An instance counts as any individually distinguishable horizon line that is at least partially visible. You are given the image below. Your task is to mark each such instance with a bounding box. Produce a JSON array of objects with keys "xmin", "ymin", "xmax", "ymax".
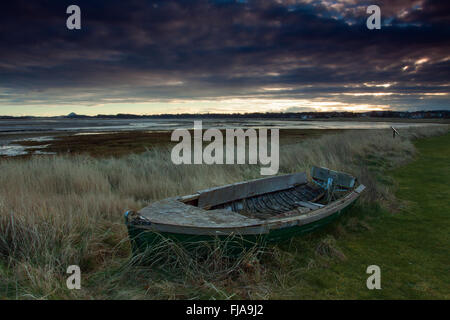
[{"xmin": 1, "ymin": 110, "xmax": 449, "ymax": 118}]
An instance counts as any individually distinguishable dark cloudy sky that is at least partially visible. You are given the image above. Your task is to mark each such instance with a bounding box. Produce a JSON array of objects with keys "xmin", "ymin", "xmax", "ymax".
[{"xmin": 0, "ymin": 0, "xmax": 449, "ymax": 116}]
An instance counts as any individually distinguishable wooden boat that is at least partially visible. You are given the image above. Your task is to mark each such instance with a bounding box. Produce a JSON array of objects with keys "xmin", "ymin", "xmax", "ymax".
[{"xmin": 125, "ymin": 166, "xmax": 365, "ymax": 252}]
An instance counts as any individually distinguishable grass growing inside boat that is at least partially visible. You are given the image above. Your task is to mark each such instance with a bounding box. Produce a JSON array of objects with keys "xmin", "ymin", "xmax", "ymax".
[{"xmin": 0, "ymin": 125, "xmax": 448, "ymax": 299}]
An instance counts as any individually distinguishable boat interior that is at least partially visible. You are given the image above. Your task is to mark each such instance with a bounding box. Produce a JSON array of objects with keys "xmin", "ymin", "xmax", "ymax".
[{"xmin": 179, "ymin": 167, "xmax": 357, "ymax": 220}]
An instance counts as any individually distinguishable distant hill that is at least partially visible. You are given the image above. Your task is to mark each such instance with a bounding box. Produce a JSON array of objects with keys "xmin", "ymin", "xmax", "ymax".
[{"xmin": 67, "ymin": 112, "xmax": 87, "ymax": 118}]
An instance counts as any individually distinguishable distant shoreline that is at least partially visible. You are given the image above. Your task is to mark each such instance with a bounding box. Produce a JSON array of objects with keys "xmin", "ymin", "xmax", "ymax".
[
  {"xmin": 0, "ymin": 118, "xmax": 445, "ymax": 138},
  {"xmin": 1, "ymin": 110, "xmax": 449, "ymax": 120}
]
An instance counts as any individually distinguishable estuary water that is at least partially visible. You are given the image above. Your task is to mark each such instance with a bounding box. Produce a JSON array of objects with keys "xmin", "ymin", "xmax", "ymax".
[
  {"xmin": 0, "ymin": 118, "xmax": 438, "ymax": 156},
  {"xmin": 0, "ymin": 118, "xmax": 436, "ymax": 134}
]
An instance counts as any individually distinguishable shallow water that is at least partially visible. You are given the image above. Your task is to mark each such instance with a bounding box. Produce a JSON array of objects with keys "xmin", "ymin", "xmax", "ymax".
[
  {"xmin": 0, "ymin": 118, "xmax": 436, "ymax": 134},
  {"xmin": 0, "ymin": 143, "xmax": 54, "ymax": 156}
]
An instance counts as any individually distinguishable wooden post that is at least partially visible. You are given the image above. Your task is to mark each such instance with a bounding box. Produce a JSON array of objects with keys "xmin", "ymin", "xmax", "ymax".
[{"xmin": 391, "ymin": 126, "xmax": 399, "ymax": 139}]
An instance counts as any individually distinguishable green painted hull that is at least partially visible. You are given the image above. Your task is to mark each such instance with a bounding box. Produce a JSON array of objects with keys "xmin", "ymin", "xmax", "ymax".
[{"xmin": 126, "ymin": 199, "xmax": 356, "ymax": 255}]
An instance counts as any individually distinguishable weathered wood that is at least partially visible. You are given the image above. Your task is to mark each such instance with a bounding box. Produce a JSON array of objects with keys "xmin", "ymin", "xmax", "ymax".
[
  {"xmin": 130, "ymin": 168, "xmax": 366, "ymax": 238},
  {"xmin": 178, "ymin": 193, "xmax": 200, "ymax": 202},
  {"xmin": 311, "ymin": 166, "xmax": 355, "ymax": 189},
  {"xmin": 391, "ymin": 126, "xmax": 400, "ymax": 139},
  {"xmin": 267, "ymin": 185, "xmax": 365, "ymax": 226},
  {"xmin": 139, "ymin": 198, "xmax": 263, "ymax": 228},
  {"xmin": 208, "ymin": 183, "xmax": 325, "ymax": 219},
  {"xmin": 355, "ymin": 184, "xmax": 366, "ymax": 193},
  {"xmin": 140, "ymin": 222, "xmax": 269, "ymax": 236},
  {"xmin": 132, "ymin": 185, "xmax": 366, "ymax": 236},
  {"xmin": 295, "ymin": 201, "xmax": 323, "ymax": 210},
  {"xmin": 198, "ymin": 172, "xmax": 307, "ymax": 208}
]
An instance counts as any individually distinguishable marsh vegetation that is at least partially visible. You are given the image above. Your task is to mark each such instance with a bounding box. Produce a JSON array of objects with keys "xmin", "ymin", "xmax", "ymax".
[{"xmin": 0, "ymin": 125, "xmax": 448, "ymax": 299}]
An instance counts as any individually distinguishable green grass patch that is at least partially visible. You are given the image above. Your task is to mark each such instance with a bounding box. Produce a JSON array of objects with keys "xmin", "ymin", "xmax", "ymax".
[{"xmin": 270, "ymin": 133, "xmax": 450, "ymax": 299}]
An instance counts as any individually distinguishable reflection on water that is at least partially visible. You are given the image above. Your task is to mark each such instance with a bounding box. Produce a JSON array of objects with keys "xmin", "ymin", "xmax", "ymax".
[
  {"xmin": 0, "ymin": 144, "xmax": 54, "ymax": 156},
  {"xmin": 0, "ymin": 136, "xmax": 55, "ymax": 156}
]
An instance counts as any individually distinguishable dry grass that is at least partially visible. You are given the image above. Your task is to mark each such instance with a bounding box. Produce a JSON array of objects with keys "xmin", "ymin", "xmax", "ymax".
[{"xmin": 0, "ymin": 125, "xmax": 448, "ymax": 299}]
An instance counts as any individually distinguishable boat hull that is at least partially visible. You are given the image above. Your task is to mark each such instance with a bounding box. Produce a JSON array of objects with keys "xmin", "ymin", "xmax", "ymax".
[
  {"xmin": 125, "ymin": 168, "xmax": 365, "ymax": 256},
  {"xmin": 126, "ymin": 195, "xmax": 358, "ymax": 255}
]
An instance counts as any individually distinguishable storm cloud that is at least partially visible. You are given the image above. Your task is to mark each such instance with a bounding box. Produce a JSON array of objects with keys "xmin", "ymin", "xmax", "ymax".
[{"xmin": 0, "ymin": 0, "xmax": 448, "ymax": 115}]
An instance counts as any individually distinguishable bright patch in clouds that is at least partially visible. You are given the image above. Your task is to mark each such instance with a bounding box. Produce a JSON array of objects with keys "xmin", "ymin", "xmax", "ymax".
[
  {"xmin": 341, "ymin": 92, "xmax": 394, "ymax": 96},
  {"xmin": 363, "ymin": 82, "xmax": 395, "ymax": 88},
  {"xmin": 415, "ymin": 57, "xmax": 429, "ymax": 65},
  {"xmin": 260, "ymin": 87, "xmax": 294, "ymax": 91}
]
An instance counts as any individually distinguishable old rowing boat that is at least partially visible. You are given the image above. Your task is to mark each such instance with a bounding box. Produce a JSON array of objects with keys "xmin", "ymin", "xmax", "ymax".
[{"xmin": 125, "ymin": 166, "xmax": 365, "ymax": 252}]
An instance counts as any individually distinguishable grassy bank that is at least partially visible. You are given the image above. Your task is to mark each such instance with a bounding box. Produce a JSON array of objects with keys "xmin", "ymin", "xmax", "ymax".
[
  {"xmin": 270, "ymin": 133, "xmax": 450, "ymax": 299},
  {"xmin": 0, "ymin": 125, "xmax": 448, "ymax": 299}
]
